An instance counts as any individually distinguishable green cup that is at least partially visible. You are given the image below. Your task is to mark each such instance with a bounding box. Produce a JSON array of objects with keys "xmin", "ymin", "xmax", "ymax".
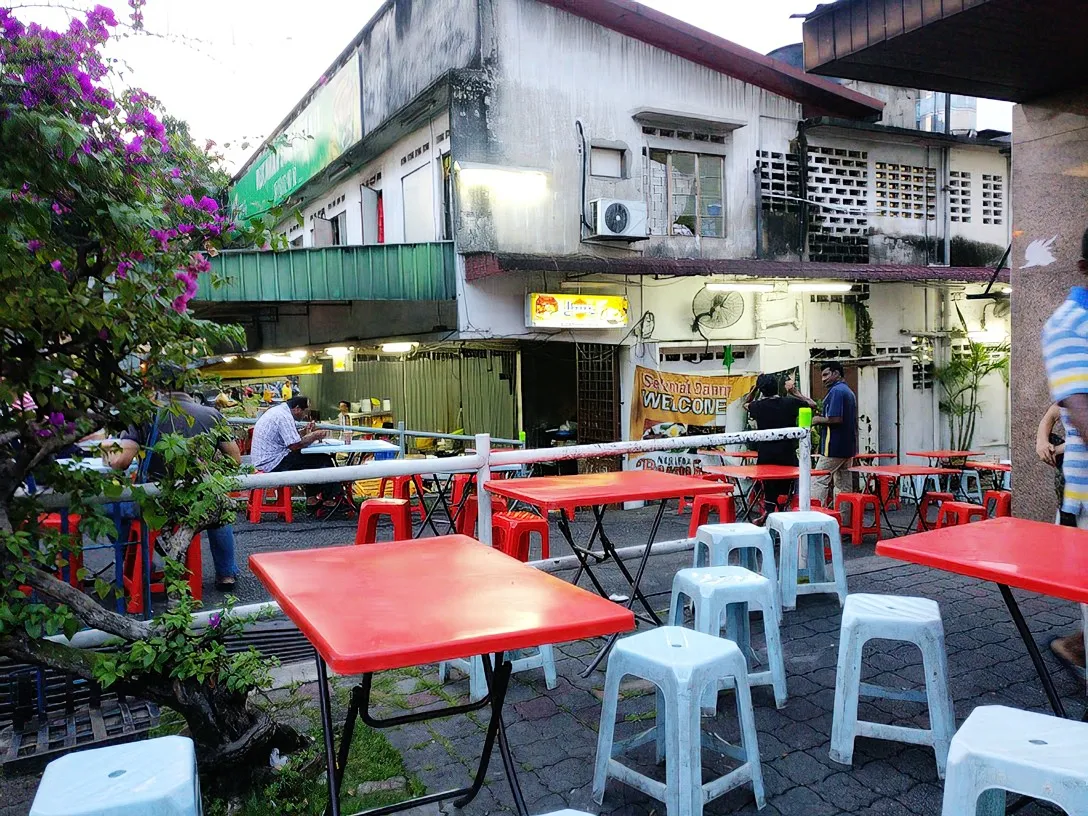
[{"xmin": 798, "ymin": 407, "xmax": 812, "ymax": 428}]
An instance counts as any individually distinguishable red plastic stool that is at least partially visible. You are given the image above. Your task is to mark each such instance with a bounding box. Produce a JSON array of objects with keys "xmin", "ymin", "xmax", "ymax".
[
  {"xmin": 813, "ymin": 506, "xmax": 843, "ymax": 559},
  {"xmin": 687, "ymin": 493, "xmax": 737, "ymax": 537},
  {"xmin": 784, "ymin": 496, "xmax": 828, "ymax": 511},
  {"xmin": 983, "ymin": 489, "xmax": 1012, "ymax": 518},
  {"xmin": 38, "ymin": 512, "xmax": 84, "ymax": 588},
  {"xmin": 354, "ymin": 498, "xmax": 412, "ymax": 544},
  {"xmin": 378, "ymin": 474, "xmax": 427, "ymax": 521},
  {"xmin": 874, "ymin": 475, "xmax": 901, "ymax": 511},
  {"xmin": 123, "ymin": 522, "xmax": 201, "ymax": 613},
  {"xmin": 450, "ymin": 473, "xmax": 473, "ymax": 509},
  {"xmin": 679, "ymin": 480, "xmax": 733, "ymax": 514},
  {"xmin": 835, "ymin": 492, "xmax": 881, "ymax": 544},
  {"xmin": 493, "ymin": 510, "xmax": 549, "ymax": 561},
  {"xmin": 936, "ymin": 501, "xmax": 986, "ymax": 529},
  {"xmin": 248, "ymin": 482, "xmax": 293, "ymax": 523},
  {"xmin": 916, "ymin": 491, "xmax": 955, "ymax": 532},
  {"xmin": 456, "ymin": 494, "xmax": 508, "ymax": 537}
]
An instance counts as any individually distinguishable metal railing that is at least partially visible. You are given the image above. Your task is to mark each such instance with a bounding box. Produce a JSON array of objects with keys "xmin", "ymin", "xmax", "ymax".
[
  {"xmin": 36, "ymin": 427, "xmax": 811, "ymax": 648},
  {"xmin": 224, "ymin": 417, "xmax": 524, "ymax": 457}
]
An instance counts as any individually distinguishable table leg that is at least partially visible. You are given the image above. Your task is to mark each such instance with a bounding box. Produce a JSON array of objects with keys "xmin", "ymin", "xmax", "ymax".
[
  {"xmin": 593, "ymin": 505, "xmax": 663, "ymax": 625},
  {"xmin": 479, "ymin": 654, "xmax": 529, "ymax": 816},
  {"xmin": 414, "ymin": 474, "xmax": 457, "ymax": 537},
  {"xmin": 581, "ymin": 500, "xmax": 670, "ymax": 678},
  {"xmin": 557, "ymin": 510, "xmax": 612, "ymax": 600},
  {"xmin": 997, "ymin": 584, "xmax": 1068, "ymax": 719},
  {"xmin": 316, "ymin": 653, "xmax": 342, "ymax": 816}
]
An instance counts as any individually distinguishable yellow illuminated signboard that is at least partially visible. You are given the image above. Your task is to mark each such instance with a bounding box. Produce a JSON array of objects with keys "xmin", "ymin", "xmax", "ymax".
[{"xmin": 526, "ymin": 293, "xmax": 629, "ymax": 329}]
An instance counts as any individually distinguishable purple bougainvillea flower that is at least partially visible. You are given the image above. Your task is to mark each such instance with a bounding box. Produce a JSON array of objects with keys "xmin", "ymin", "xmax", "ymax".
[{"xmin": 27, "ymin": 239, "xmax": 41, "ymax": 252}]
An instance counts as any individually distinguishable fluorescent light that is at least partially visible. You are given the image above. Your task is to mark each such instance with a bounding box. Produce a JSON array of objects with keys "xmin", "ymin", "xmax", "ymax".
[
  {"xmin": 221, "ymin": 355, "xmax": 237, "ymax": 363},
  {"xmin": 967, "ymin": 330, "xmax": 1007, "ymax": 344},
  {"xmin": 256, "ymin": 353, "xmax": 302, "ymax": 364},
  {"xmin": 705, "ymin": 282, "xmax": 774, "ymax": 293},
  {"xmin": 788, "ymin": 282, "xmax": 854, "ymax": 293},
  {"xmin": 380, "ymin": 342, "xmax": 418, "ymax": 354},
  {"xmin": 324, "ymin": 347, "xmax": 350, "ymax": 356},
  {"xmin": 287, "ymin": 349, "xmax": 307, "ymax": 360}
]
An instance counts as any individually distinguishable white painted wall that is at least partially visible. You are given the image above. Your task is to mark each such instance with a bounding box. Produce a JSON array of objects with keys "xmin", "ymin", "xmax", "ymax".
[{"xmin": 275, "ymin": 113, "xmax": 450, "ymax": 248}]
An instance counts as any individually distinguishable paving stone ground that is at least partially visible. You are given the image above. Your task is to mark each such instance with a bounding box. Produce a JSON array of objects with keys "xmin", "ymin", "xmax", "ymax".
[{"xmin": 6, "ymin": 499, "xmax": 1083, "ymax": 815}]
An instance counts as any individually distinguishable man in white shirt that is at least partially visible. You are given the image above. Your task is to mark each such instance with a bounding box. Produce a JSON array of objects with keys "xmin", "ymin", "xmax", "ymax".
[{"xmin": 252, "ymin": 396, "xmax": 345, "ymax": 513}]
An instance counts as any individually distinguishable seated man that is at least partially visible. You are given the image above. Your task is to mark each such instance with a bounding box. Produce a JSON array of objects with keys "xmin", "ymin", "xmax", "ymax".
[
  {"xmin": 251, "ymin": 395, "xmax": 345, "ymax": 514},
  {"xmin": 108, "ymin": 388, "xmax": 241, "ymax": 591}
]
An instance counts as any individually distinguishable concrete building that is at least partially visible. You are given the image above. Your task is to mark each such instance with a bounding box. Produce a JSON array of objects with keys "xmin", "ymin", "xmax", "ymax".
[
  {"xmin": 211, "ymin": 0, "xmax": 1011, "ymax": 461},
  {"xmin": 800, "ymin": 0, "xmax": 1084, "ymax": 519}
]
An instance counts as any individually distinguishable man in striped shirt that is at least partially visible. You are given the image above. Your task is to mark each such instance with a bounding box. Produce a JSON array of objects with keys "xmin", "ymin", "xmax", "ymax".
[{"xmin": 1041, "ymin": 227, "xmax": 1088, "ymax": 677}]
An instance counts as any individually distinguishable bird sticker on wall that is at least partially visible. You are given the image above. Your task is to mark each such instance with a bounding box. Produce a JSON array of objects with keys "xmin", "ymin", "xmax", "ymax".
[{"xmin": 1022, "ymin": 236, "xmax": 1059, "ymax": 269}]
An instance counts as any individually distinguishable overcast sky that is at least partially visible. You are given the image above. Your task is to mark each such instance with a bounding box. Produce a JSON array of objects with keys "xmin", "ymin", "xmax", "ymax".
[{"xmin": 16, "ymin": 0, "xmax": 1013, "ymax": 173}]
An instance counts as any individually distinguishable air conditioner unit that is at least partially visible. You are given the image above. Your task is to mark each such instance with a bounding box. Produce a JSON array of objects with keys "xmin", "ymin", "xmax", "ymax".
[{"xmin": 587, "ymin": 198, "xmax": 648, "ymax": 241}]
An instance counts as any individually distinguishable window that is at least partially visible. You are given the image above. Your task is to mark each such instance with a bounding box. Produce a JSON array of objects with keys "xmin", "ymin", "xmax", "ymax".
[
  {"xmin": 591, "ymin": 147, "xmax": 623, "ymax": 178},
  {"xmin": 647, "ymin": 150, "xmax": 724, "ymax": 238},
  {"xmin": 329, "ymin": 211, "xmax": 347, "ymax": 246}
]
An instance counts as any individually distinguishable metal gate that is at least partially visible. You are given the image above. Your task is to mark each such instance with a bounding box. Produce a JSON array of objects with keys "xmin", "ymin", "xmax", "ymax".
[{"xmin": 576, "ymin": 343, "xmax": 621, "ymax": 472}]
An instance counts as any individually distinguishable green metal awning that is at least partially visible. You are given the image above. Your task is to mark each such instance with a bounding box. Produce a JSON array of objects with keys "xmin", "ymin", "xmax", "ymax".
[{"xmin": 198, "ymin": 242, "xmax": 457, "ymax": 302}]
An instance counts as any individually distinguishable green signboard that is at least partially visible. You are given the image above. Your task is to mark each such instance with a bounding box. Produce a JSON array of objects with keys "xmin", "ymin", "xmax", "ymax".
[{"xmin": 229, "ymin": 54, "xmax": 362, "ymax": 219}]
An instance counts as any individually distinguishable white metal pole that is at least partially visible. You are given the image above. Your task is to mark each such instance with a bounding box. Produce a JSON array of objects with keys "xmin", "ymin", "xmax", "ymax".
[
  {"xmin": 798, "ymin": 427, "xmax": 812, "ymax": 507},
  {"xmin": 475, "ymin": 433, "xmax": 493, "ymax": 547}
]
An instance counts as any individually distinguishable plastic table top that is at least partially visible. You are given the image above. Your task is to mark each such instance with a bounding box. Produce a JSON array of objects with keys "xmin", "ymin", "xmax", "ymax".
[
  {"xmin": 483, "ymin": 470, "xmax": 726, "ymax": 512},
  {"xmin": 848, "ymin": 464, "xmax": 962, "ymax": 478},
  {"xmin": 876, "ymin": 517, "xmax": 1088, "ymax": 606},
  {"xmin": 302, "ymin": 439, "xmax": 400, "ymax": 455},
  {"xmin": 704, "ymin": 464, "xmax": 830, "ymax": 481},
  {"xmin": 970, "ymin": 461, "xmax": 1012, "ymax": 473},
  {"xmin": 250, "ymin": 535, "xmax": 634, "ymax": 675},
  {"xmin": 907, "ymin": 450, "xmax": 983, "ymax": 460}
]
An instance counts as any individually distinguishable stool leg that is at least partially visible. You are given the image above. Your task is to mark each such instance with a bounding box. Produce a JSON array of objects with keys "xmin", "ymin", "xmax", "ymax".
[
  {"xmin": 830, "ymin": 627, "xmax": 865, "ymax": 766},
  {"xmin": 662, "ymin": 689, "xmax": 691, "ymax": 816},
  {"xmin": 676, "ymin": 685, "xmax": 703, "ymax": 816},
  {"xmin": 920, "ymin": 629, "xmax": 956, "ymax": 779},
  {"xmin": 828, "ymin": 531, "xmax": 848, "ymax": 607},
  {"xmin": 693, "ymin": 540, "xmax": 708, "ymax": 568},
  {"xmin": 538, "ymin": 644, "xmax": 557, "ymax": 690},
  {"xmin": 778, "ymin": 529, "xmax": 799, "ymax": 612},
  {"xmin": 732, "ymin": 674, "xmax": 766, "ymax": 809},
  {"xmin": 668, "ymin": 586, "xmax": 688, "ymax": 627},
  {"xmin": 941, "ymin": 760, "xmax": 1004, "ymax": 816},
  {"xmin": 762, "ymin": 602, "xmax": 789, "ymax": 709},
  {"xmin": 655, "ymin": 685, "xmax": 668, "ymax": 764},
  {"xmin": 592, "ymin": 665, "xmax": 624, "ymax": 805}
]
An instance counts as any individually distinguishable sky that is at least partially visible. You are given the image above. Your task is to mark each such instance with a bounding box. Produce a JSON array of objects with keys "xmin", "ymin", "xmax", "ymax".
[{"xmin": 14, "ymin": 0, "xmax": 1014, "ymax": 173}]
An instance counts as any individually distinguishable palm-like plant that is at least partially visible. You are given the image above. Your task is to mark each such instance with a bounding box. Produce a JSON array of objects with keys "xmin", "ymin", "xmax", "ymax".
[{"xmin": 934, "ymin": 341, "xmax": 1010, "ymax": 451}]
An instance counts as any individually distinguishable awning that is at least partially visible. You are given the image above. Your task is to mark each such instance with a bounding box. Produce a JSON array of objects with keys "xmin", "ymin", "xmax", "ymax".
[{"xmin": 199, "ymin": 361, "xmax": 324, "ymax": 379}]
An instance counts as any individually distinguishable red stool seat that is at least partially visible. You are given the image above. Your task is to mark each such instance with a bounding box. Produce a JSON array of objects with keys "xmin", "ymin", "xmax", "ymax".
[
  {"xmin": 493, "ymin": 510, "xmax": 549, "ymax": 561},
  {"xmin": 378, "ymin": 474, "xmax": 427, "ymax": 521},
  {"xmin": 983, "ymin": 489, "xmax": 1012, "ymax": 518},
  {"xmin": 38, "ymin": 513, "xmax": 83, "ymax": 588},
  {"xmin": 679, "ymin": 479, "xmax": 734, "ymax": 514},
  {"xmin": 916, "ymin": 491, "xmax": 955, "ymax": 532},
  {"xmin": 785, "ymin": 497, "xmax": 828, "ymax": 511},
  {"xmin": 687, "ymin": 493, "xmax": 737, "ymax": 537},
  {"xmin": 123, "ymin": 521, "xmax": 201, "ymax": 613},
  {"xmin": 354, "ymin": 498, "xmax": 412, "ymax": 544},
  {"xmin": 248, "ymin": 474, "xmax": 293, "ymax": 524},
  {"xmin": 835, "ymin": 492, "xmax": 881, "ymax": 544},
  {"xmin": 456, "ymin": 493, "xmax": 508, "ymax": 537},
  {"xmin": 936, "ymin": 501, "xmax": 986, "ymax": 529}
]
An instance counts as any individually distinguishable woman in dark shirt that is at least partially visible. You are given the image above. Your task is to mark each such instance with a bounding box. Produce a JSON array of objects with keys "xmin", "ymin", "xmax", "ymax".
[{"xmin": 744, "ymin": 373, "xmax": 817, "ymax": 515}]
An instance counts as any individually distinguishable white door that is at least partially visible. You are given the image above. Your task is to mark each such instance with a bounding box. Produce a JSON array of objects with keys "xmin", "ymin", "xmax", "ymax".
[
  {"xmin": 877, "ymin": 367, "xmax": 900, "ymax": 459},
  {"xmin": 401, "ymin": 164, "xmax": 436, "ymax": 243},
  {"xmin": 360, "ymin": 185, "xmax": 379, "ymax": 245}
]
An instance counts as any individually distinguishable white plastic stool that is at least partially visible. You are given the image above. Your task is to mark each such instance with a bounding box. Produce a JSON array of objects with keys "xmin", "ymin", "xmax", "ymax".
[
  {"xmin": 906, "ymin": 474, "xmax": 942, "ymax": 505},
  {"xmin": 766, "ymin": 511, "xmax": 847, "ymax": 612},
  {"xmin": 830, "ymin": 594, "xmax": 956, "ymax": 778},
  {"xmin": 669, "ymin": 566, "xmax": 787, "ymax": 709},
  {"xmin": 592, "ymin": 627, "xmax": 766, "ymax": 815},
  {"xmin": 439, "ymin": 646, "xmax": 557, "ymax": 701},
  {"xmin": 957, "ymin": 469, "xmax": 983, "ymax": 504},
  {"xmin": 941, "ymin": 705, "xmax": 1088, "ymax": 816},
  {"xmin": 694, "ymin": 523, "xmax": 777, "ymax": 589},
  {"xmin": 30, "ymin": 735, "xmax": 200, "ymax": 816}
]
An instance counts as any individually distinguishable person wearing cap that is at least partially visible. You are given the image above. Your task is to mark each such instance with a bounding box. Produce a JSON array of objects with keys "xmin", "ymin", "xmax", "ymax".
[{"xmin": 744, "ymin": 373, "xmax": 817, "ymax": 516}]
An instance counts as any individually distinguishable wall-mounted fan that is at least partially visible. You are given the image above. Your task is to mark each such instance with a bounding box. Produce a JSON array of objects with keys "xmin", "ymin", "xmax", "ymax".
[{"xmin": 691, "ymin": 286, "xmax": 744, "ymax": 333}]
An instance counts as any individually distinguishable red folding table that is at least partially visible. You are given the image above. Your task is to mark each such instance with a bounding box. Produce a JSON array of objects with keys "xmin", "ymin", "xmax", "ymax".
[
  {"xmin": 486, "ymin": 470, "xmax": 725, "ymax": 674},
  {"xmin": 251, "ymin": 536, "xmax": 633, "ymax": 816},
  {"xmin": 849, "ymin": 464, "xmax": 961, "ymax": 535},
  {"xmin": 703, "ymin": 464, "xmax": 829, "ymax": 519},
  {"xmin": 878, "ymin": 517, "xmax": 1088, "ymax": 720}
]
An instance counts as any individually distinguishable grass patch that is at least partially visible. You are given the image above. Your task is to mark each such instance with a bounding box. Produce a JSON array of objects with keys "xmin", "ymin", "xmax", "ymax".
[{"xmin": 205, "ymin": 723, "xmax": 423, "ymax": 815}]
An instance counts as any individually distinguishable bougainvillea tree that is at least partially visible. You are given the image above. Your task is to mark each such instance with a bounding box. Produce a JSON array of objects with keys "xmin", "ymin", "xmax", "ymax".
[{"xmin": 0, "ymin": 5, "xmax": 300, "ymax": 776}]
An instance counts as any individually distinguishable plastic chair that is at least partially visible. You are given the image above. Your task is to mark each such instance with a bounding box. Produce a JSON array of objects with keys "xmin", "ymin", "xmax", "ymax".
[
  {"xmin": 935, "ymin": 501, "xmax": 986, "ymax": 529},
  {"xmin": 941, "ymin": 705, "xmax": 1088, "ymax": 816},
  {"xmin": 767, "ymin": 511, "xmax": 847, "ymax": 612},
  {"xmin": 455, "ymin": 493, "xmax": 508, "ymax": 537},
  {"xmin": 830, "ymin": 594, "xmax": 956, "ymax": 778},
  {"xmin": 835, "ymin": 492, "xmax": 881, "ymax": 544},
  {"xmin": 686, "ymin": 492, "xmax": 737, "ymax": 537},
  {"xmin": 493, "ymin": 510, "xmax": 549, "ymax": 560},
  {"xmin": 592, "ymin": 627, "xmax": 765, "ymax": 815},
  {"xmin": 123, "ymin": 523, "xmax": 201, "ymax": 614},
  {"xmin": 30, "ymin": 735, "xmax": 200, "ymax": 816},
  {"xmin": 247, "ymin": 484, "xmax": 293, "ymax": 524},
  {"xmin": 916, "ymin": 491, "xmax": 955, "ymax": 531},
  {"xmin": 982, "ymin": 489, "xmax": 1011, "ymax": 518},
  {"xmin": 354, "ymin": 498, "xmax": 412, "ymax": 544},
  {"xmin": 669, "ymin": 566, "xmax": 787, "ymax": 709}
]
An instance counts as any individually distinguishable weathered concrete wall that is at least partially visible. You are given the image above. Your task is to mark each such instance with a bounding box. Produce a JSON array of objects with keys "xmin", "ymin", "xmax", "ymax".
[
  {"xmin": 1010, "ymin": 90, "xmax": 1088, "ymax": 520},
  {"xmin": 451, "ymin": 0, "xmax": 802, "ymax": 259}
]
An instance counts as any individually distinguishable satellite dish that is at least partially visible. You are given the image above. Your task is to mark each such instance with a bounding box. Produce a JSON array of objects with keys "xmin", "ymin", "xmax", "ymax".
[{"xmin": 691, "ymin": 286, "xmax": 744, "ymax": 332}]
